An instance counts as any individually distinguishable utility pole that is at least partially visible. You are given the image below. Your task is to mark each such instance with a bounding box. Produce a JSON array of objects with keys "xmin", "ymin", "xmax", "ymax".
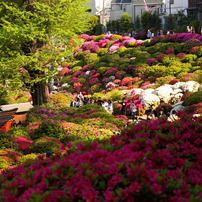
[
  {"xmin": 169, "ymin": 0, "xmax": 171, "ymax": 15},
  {"xmin": 102, "ymin": 0, "xmax": 105, "ymax": 25}
]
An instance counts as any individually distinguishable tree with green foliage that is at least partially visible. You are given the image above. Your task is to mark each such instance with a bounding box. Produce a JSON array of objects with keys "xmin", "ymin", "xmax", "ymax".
[
  {"xmin": 141, "ymin": 11, "xmax": 152, "ymax": 30},
  {"xmin": 0, "ymin": 0, "xmax": 90, "ymax": 106},
  {"xmin": 134, "ymin": 15, "xmax": 141, "ymax": 30},
  {"xmin": 87, "ymin": 15, "xmax": 101, "ymax": 35},
  {"xmin": 141, "ymin": 11, "xmax": 161, "ymax": 31},
  {"xmin": 120, "ymin": 13, "xmax": 133, "ymax": 33}
]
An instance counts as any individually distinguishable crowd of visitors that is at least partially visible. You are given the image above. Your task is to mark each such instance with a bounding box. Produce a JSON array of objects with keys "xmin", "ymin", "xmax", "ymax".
[{"xmin": 71, "ymin": 93, "xmax": 175, "ymax": 124}]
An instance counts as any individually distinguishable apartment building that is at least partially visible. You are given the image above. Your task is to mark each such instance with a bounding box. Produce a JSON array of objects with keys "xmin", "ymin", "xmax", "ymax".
[{"xmin": 110, "ymin": 0, "xmax": 188, "ymax": 23}]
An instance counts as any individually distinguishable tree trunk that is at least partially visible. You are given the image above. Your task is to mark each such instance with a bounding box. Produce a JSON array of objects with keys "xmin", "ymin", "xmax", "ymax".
[{"xmin": 30, "ymin": 82, "xmax": 49, "ymax": 106}]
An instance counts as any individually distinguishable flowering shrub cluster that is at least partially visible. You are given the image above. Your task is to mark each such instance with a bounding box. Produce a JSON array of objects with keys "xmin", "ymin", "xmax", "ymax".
[{"xmin": 0, "ymin": 114, "xmax": 202, "ymax": 201}]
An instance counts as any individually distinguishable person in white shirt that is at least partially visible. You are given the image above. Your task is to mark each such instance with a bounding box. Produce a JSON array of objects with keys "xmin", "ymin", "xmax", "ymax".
[{"xmin": 130, "ymin": 102, "xmax": 137, "ymax": 122}]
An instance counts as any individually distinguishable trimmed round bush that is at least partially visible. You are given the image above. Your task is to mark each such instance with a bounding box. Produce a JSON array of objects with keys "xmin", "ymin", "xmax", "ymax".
[
  {"xmin": 183, "ymin": 91, "xmax": 202, "ymax": 106},
  {"xmin": 31, "ymin": 120, "xmax": 65, "ymax": 141},
  {"xmin": 83, "ymin": 53, "xmax": 99, "ymax": 64},
  {"xmin": 31, "ymin": 137, "xmax": 61, "ymax": 154},
  {"xmin": 97, "ymin": 48, "xmax": 108, "ymax": 56},
  {"xmin": 8, "ymin": 126, "xmax": 30, "ymax": 138},
  {"xmin": 76, "ymin": 104, "xmax": 106, "ymax": 114},
  {"xmin": 0, "ymin": 131, "xmax": 16, "ymax": 150},
  {"xmin": 162, "ymin": 55, "xmax": 180, "ymax": 66},
  {"xmin": 183, "ymin": 54, "xmax": 198, "ymax": 63},
  {"xmin": 93, "ymin": 34, "xmax": 105, "ymax": 42},
  {"xmin": 18, "ymin": 153, "xmax": 38, "ymax": 165},
  {"xmin": 0, "ymin": 157, "xmax": 10, "ymax": 169},
  {"xmin": 133, "ymin": 64, "xmax": 149, "ymax": 77}
]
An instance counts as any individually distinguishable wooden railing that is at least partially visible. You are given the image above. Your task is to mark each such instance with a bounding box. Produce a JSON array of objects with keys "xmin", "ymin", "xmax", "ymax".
[{"xmin": 0, "ymin": 108, "xmax": 18, "ymax": 132}]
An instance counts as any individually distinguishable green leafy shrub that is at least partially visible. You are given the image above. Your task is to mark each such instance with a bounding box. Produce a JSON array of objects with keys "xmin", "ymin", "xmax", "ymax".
[
  {"xmin": 97, "ymin": 66, "xmax": 111, "ymax": 75},
  {"xmin": 183, "ymin": 91, "xmax": 202, "ymax": 106},
  {"xmin": 31, "ymin": 137, "xmax": 60, "ymax": 154},
  {"xmin": 83, "ymin": 53, "xmax": 99, "ymax": 64},
  {"xmin": 110, "ymin": 35, "xmax": 122, "ymax": 41},
  {"xmin": 0, "ymin": 157, "xmax": 10, "ymax": 169},
  {"xmin": 93, "ymin": 34, "xmax": 106, "ymax": 42},
  {"xmin": 0, "ymin": 131, "xmax": 16, "ymax": 150},
  {"xmin": 71, "ymin": 66, "xmax": 82, "ymax": 74},
  {"xmin": 145, "ymin": 65, "xmax": 168, "ymax": 77},
  {"xmin": 180, "ymin": 73, "xmax": 201, "ymax": 82},
  {"xmin": 155, "ymin": 76, "xmax": 176, "ymax": 85},
  {"xmin": 49, "ymin": 93, "xmax": 71, "ymax": 106},
  {"xmin": 133, "ymin": 64, "xmax": 149, "ymax": 77},
  {"xmin": 162, "ymin": 55, "xmax": 180, "ymax": 66},
  {"xmin": 195, "ymin": 57, "xmax": 202, "ymax": 66},
  {"xmin": 152, "ymin": 52, "xmax": 163, "ymax": 58},
  {"xmin": 88, "ymin": 112, "xmax": 114, "ymax": 119},
  {"xmin": 97, "ymin": 48, "xmax": 108, "ymax": 56},
  {"xmin": 89, "ymin": 84, "xmax": 101, "ymax": 94},
  {"xmin": 8, "ymin": 127, "xmax": 30, "ymax": 138},
  {"xmin": 131, "ymin": 49, "xmax": 142, "ymax": 57},
  {"xmin": 105, "ymin": 89, "xmax": 123, "ymax": 101},
  {"xmin": 76, "ymin": 104, "xmax": 106, "ymax": 114},
  {"xmin": 18, "ymin": 153, "xmax": 38, "ymax": 165},
  {"xmin": 105, "ymin": 41, "xmax": 113, "ymax": 48},
  {"xmin": 135, "ymin": 52, "xmax": 151, "ymax": 64},
  {"xmin": 60, "ymin": 75, "xmax": 73, "ymax": 85},
  {"xmin": 195, "ymin": 46, "xmax": 202, "ymax": 57},
  {"xmin": 77, "ymin": 78, "xmax": 86, "ymax": 84},
  {"xmin": 127, "ymin": 41, "xmax": 136, "ymax": 47},
  {"xmin": 183, "ymin": 54, "xmax": 197, "ymax": 63},
  {"xmin": 31, "ymin": 120, "xmax": 65, "ymax": 141}
]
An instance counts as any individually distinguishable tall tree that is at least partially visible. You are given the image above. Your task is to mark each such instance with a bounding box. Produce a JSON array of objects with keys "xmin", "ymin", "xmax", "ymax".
[{"xmin": 0, "ymin": 0, "xmax": 90, "ymax": 105}]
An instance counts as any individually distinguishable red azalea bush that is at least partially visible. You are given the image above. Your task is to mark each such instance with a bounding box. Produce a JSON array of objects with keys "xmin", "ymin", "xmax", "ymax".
[
  {"xmin": 189, "ymin": 46, "xmax": 199, "ymax": 54},
  {"xmin": 186, "ymin": 103, "xmax": 202, "ymax": 114},
  {"xmin": 12, "ymin": 137, "xmax": 33, "ymax": 154},
  {"xmin": 176, "ymin": 53, "xmax": 187, "ymax": 58},
  {"xmin": 146, "ymin": 58, "xmax": 158, "ymax": 66},
  {"xmin": 156, "ymin": 54, "xmax": 167, "ymax": 62},
  {"xmin": 165, "ymin": 48, "xmax": 175, "ymax": 54},
  {"xmin": 1, "ymin": 115, "xmax": 202, "ymax": 201}
]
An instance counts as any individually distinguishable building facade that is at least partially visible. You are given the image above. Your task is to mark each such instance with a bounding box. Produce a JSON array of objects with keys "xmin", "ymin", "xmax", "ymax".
[
  {"xmin": 110, "ymin": 0, "xmax": 188, "ymax": 24},
  {"xmin": 88, "ymin": 0, "xmax": 112, "ymax": 26}
]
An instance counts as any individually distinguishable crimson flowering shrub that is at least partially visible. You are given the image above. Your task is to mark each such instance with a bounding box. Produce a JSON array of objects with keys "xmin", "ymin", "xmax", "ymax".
[
  {"xmin": 189, "ymin": 46, "xmax": 199, "ymax": 54},
  {"xmin": 13, "ymin": 137, "xmax": 33, "ymax": 154},
  {"xmin": 156, "ymin": 54, "xmax": 167, "ymax": 62},
  {"xmin": 165, "ymin": 48, "xmax": 175, "ymax": 54},
  {"xmin": 186, "ymin": 103, "xmax": 202, "ymax": 114},
  {"xmin": 1, "ymin": 115, "xmax": 202, "ymax": 201},
  {"xmin": 146, "ymin": 58, "xmax": 158, "ymax": 66},
  {"xmin": 104, "ymin": 68, "xmax": 118, "ymax": 77},
  {"xmin": 115, "ymin": 71, "xmax": 126, "ymax": 80},
  {"xmin": 169, "ymin": 79, "xmax": 180, "ymax": 85},
  {"xmin": 121, "ymin": 77, "xmax": 133, "ymax": 86},
  {"xmin": 176, "ymin": 53, "xmax": 187, "ymax": 58}
]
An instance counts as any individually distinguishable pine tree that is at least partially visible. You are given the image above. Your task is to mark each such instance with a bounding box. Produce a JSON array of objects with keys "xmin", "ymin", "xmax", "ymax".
[{"xmin": 0, "ymin": 0, "xmax": 90, "ymax": 105}]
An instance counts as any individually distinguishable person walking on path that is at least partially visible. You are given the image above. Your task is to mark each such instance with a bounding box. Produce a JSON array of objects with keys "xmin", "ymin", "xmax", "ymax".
[
  {"xmin": 130, "ymin": 102, "xmax": 137, "ymax": 122},
  {"xmin": 120, "ymin": 98, "xmax": 127, "ymax": 116}
]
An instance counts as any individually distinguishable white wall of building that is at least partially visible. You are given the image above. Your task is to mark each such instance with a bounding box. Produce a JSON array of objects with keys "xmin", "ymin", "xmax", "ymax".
[
  {"xmin": 88, "ymin": 0, "xmax": 112, "ymax": 16},
  {"xmin": 163, "ymin": 0, "xmax": 188, "ymax": 16}
]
